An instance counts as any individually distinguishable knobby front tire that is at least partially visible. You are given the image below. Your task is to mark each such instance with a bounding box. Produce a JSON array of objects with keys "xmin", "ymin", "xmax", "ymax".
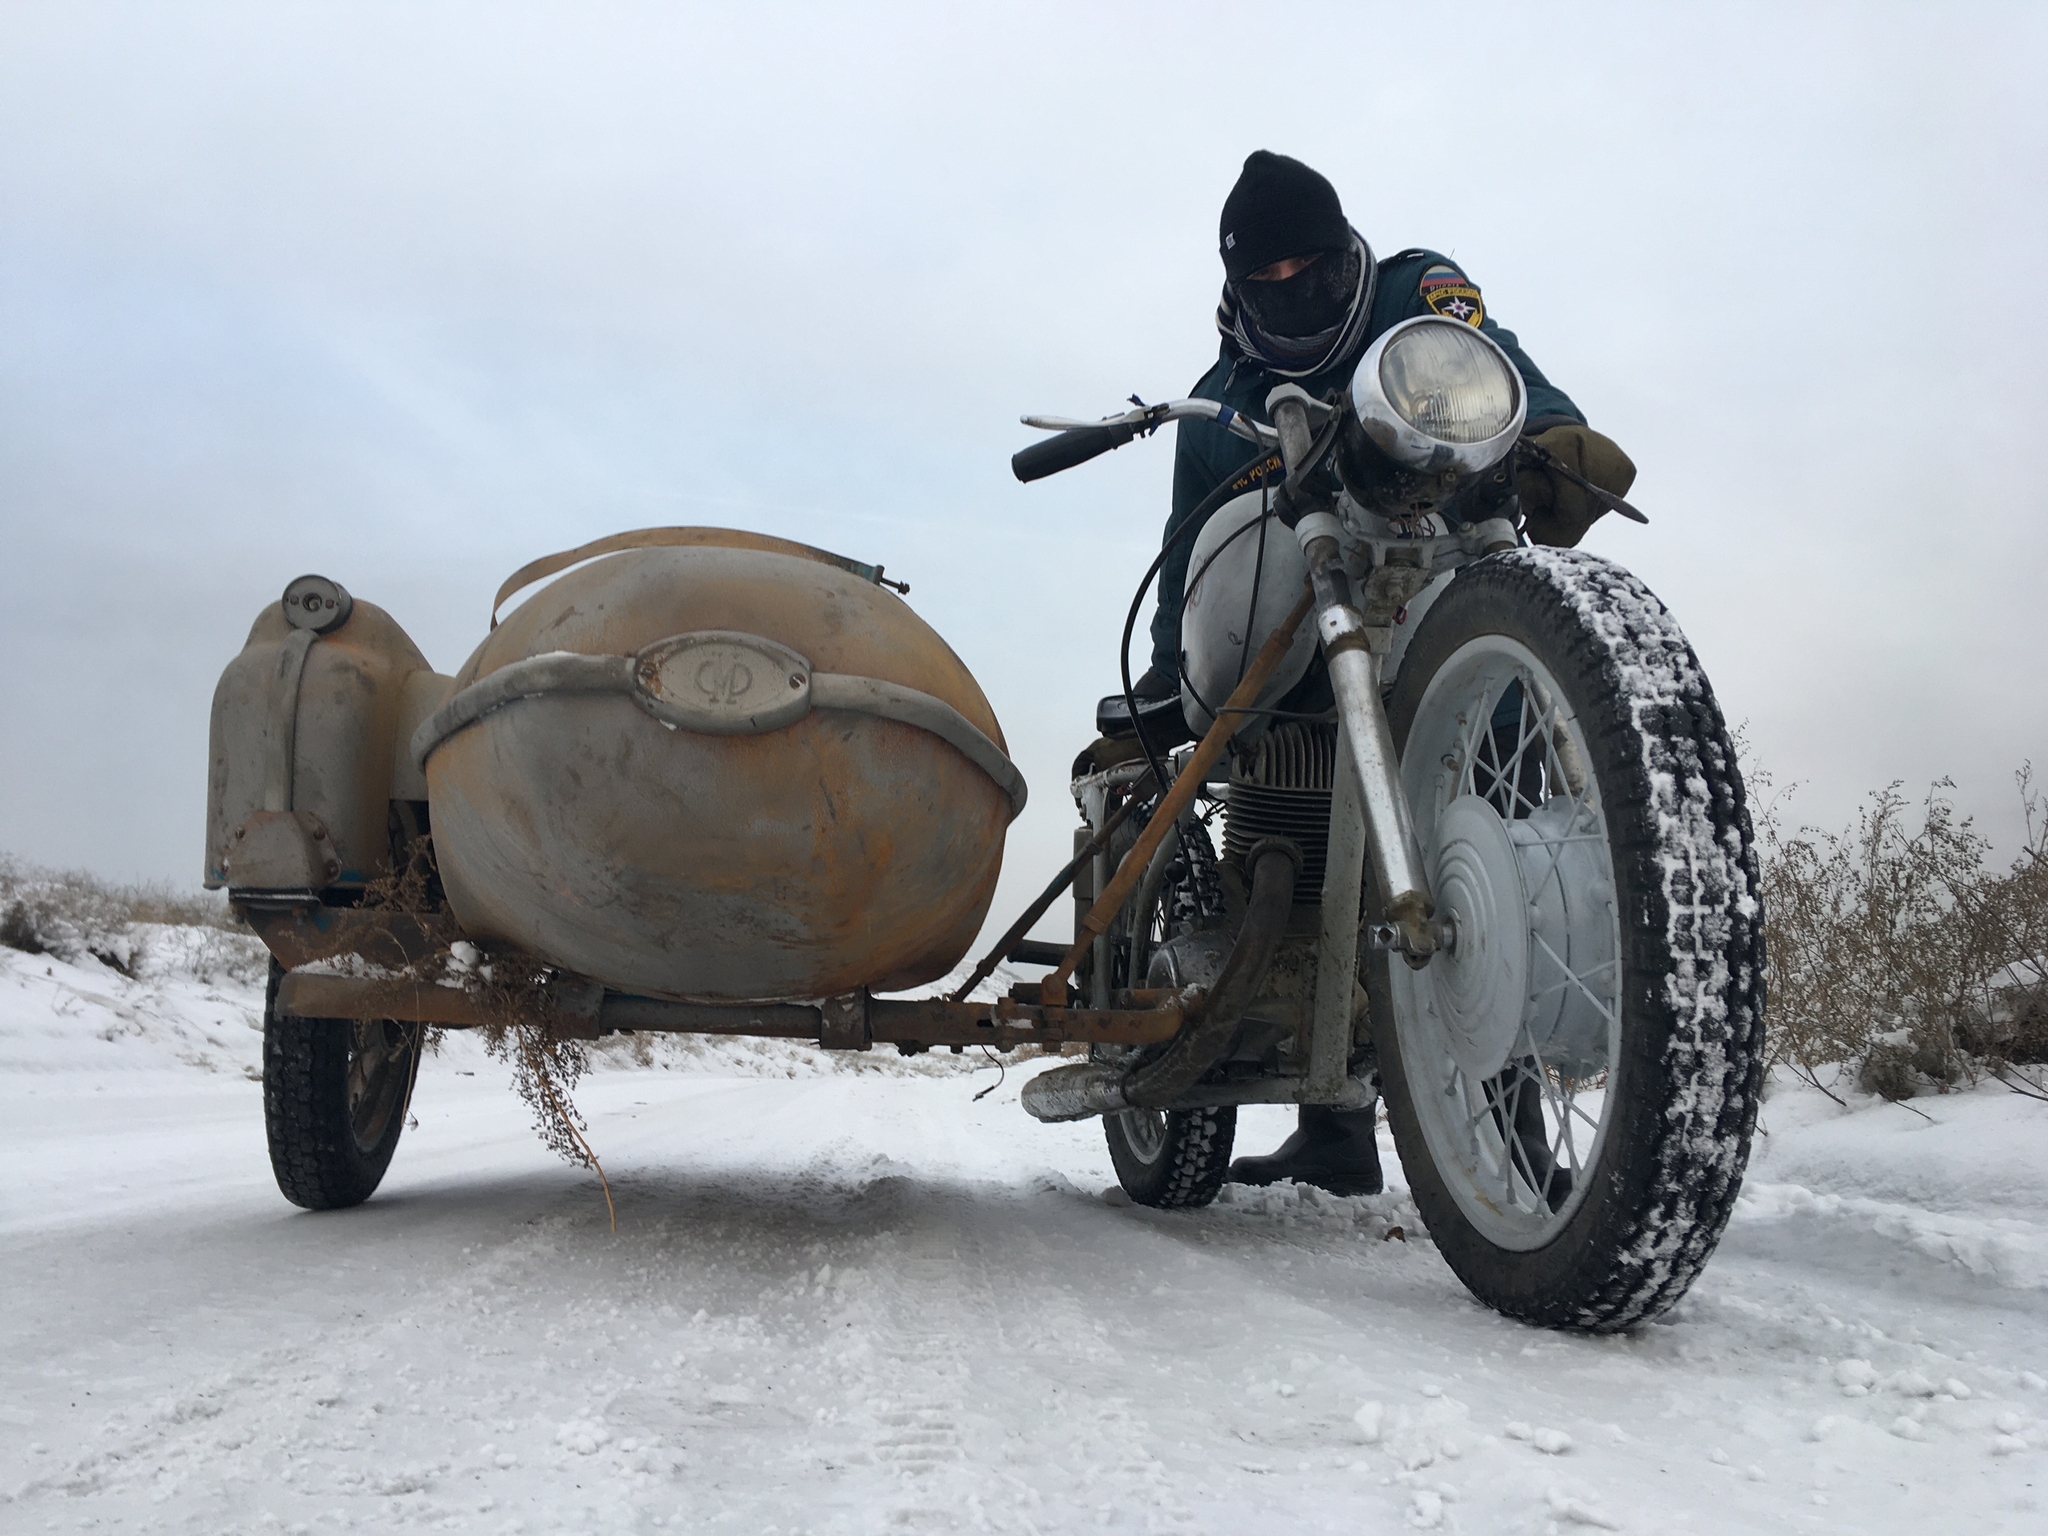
[{"xmin": 1370, "ymin": 548, "xmax": 1765, "ymax": 1330}]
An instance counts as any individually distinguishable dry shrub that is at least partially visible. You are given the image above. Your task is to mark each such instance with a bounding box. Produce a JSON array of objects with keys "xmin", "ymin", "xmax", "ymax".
[
  {"xmin": 358, "ymin": 833, "xmax": 447, "ymax": 915},
  {"xmin": 343, "ymin": 837, "xmax": 613, "ymax": 1206},
  {"xmin": 1759, "ymin": 765, "xmax": 2048, "ymax": 1098},
  {"xmin": 430, "ymin": 935, "xmax": 612, "ymax": 1219},
  {"xmin": 0, "ymin": 853, "xmax": 241, "ymax": 974}
]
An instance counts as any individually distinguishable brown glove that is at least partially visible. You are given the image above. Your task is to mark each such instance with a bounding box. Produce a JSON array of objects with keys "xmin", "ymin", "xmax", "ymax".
[{"xmin": 1517, "ymin": 424, "xmax": 1636, "ymax": 548}]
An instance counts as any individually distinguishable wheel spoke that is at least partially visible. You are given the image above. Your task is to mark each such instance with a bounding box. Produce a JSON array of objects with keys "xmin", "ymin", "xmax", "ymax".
[
  {"xmin": 1554, "ymin": 1089, "xmax": 1580, "ymax": 1177},
  {"xmin": 1530, "ymin": 931, "xmax": 1621, "ymax": 1029},
  {"xmin": 1395, "ymin": 639, "xmax": 1631, "ymax": 1250},
  {"xmin": 1494, "ymin": 688, "xmax": 1548, "ymax": 819}
]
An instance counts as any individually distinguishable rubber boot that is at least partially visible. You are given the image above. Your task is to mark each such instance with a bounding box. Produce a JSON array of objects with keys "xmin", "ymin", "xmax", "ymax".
[
  {"xmin": 1227, "ymin": 1105, "xmax": 1383, "ymax": 1196},
  {"xmin": 1128, "ymin": 665, "xmax": 1178, "ymax": 702}
]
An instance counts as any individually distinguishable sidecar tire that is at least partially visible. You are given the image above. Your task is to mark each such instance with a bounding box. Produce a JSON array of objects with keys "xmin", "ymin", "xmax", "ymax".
[
  {"xmin": 1371, "ymin": 549, "xmax": 1765, "ymax": 1331},
  {"xmin": 1104, "ymin": 1106, "xmax": 1238, "ymax": 1209},
  {"xmin": 263, "ymin": 960, "xmax": 418, "ymax": 1211}
]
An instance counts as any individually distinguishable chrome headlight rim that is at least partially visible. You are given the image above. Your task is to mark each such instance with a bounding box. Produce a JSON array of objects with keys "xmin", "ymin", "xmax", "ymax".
[{"xmin": 1350, "ymin": 316, "xmax": 1527, "ymax": 474}]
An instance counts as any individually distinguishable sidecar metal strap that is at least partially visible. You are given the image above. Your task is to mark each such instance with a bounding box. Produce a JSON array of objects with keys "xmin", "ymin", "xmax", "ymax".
[
  {"xmin": 488, "ymin": 526, "xmax": 899, "ymax": 630},
  {"xmin": 411, "ymin": 632, "xmax": 1027, "ymax": 819},
  {"xmin": 806, "ymin": 673, "xmax": 1028, "ymax": 816}
]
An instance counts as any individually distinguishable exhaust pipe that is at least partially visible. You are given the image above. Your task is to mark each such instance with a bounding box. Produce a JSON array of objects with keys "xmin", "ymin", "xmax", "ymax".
[{"xmin": 1021, "ymin": 838, "xmax": 1301, "ymax": 1123}]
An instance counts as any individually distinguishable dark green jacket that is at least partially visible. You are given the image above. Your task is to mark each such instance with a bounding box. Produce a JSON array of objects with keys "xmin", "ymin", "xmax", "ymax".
[{"xmin": 1148, "ymin": 248, "xmax": 1583, "ymax": 675}]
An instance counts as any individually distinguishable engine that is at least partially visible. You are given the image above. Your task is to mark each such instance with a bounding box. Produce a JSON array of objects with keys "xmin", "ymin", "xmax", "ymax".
[{"xmin": 1224, "ymin": 722, "xmax": 1338, "ymax": 906}]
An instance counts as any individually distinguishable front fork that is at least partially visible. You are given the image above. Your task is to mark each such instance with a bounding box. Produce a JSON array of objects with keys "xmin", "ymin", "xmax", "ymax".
[
  {"xmin": 1297, "ymin": 512, "xmax": 1440, "ymax": 964},
  {"xmin": 1296, "ymin": 520, "xmax": 1441, "ymax": 1106},
  {"xmin": 1267, "ymin": 388, "xmax": 1441, "ymax": 972}
]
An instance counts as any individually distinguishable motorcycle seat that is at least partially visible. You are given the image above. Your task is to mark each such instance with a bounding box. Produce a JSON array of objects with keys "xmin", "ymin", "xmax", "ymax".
[{"xmin": 1094, "ymin": 689, "xmax": 1195, "ymax": 750}]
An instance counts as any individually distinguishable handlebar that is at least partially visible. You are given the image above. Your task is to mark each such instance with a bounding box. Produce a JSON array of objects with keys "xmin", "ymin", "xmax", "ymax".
[
  {"xmin": 1011, "ymin": 422, "xmax": 1141, "ymax": 482},
  {"xmin": 1011, "ymin": 399, "xmax": 1277, "ymax": 483}
]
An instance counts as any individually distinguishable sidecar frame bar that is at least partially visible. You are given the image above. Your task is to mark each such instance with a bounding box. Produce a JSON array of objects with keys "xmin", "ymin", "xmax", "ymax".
[{"xmin": 266, "ymin": 959, "xmax": 1199, "ymax": 1055}]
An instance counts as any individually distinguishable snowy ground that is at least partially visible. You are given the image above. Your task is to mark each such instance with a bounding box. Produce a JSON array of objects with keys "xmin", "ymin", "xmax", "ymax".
[{"xmin": 4, "ymin": 936, "xmax": 2048, "ymax": 1535}]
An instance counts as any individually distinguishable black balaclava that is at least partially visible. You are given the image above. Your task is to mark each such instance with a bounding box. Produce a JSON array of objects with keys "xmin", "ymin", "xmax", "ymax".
[
  {"xmin": 1215, "ymin": 151, "xmax": 1375, "ymax": 380},
  {"xmin": 1239, "ymin": 245, "xmax": 1363, "ymax": 338}
]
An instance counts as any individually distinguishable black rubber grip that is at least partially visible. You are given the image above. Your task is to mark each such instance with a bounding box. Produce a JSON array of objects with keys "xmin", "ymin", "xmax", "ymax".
[{"xmin": 1011, "ymin": 422, "xmax": 1140, "ymax": 483}]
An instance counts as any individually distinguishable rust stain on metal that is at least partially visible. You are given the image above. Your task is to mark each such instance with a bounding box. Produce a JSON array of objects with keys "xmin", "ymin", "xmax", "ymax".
[
  {"xmin": 243, "ymin": 906, "xmax": 462, "ymax": 972},
  {"xmin": 269, "ymin": 967, "xmax": 1198, "ymax": 1055},
  {"xmin": 275, "ymin": 970, "xmax": 495, "ymax": 1027}
]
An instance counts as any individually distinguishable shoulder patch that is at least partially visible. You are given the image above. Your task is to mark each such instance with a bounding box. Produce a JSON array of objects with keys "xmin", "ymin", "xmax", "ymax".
[{"xmin": 1418, "ymin": 262, "xmax": 1485, "ymax": 327}]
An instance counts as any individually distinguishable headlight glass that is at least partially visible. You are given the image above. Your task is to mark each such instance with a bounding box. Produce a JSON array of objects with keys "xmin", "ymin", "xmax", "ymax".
[{"xmin": 1378, "ymin": 322, "xmax": 1520, "ymax": 444}]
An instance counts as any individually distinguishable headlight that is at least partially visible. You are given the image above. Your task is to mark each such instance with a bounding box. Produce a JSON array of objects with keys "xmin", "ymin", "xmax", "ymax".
[{"xmin": 1350, "ymin": 316, "xmax": 1526, "ymax": 473}]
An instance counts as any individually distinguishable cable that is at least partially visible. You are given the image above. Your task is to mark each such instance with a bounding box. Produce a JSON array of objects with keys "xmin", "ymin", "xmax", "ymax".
[
  {"xmin": 1238, "ymin": 474, "xmax": 1271, "ymax": 684},
  {"xmin": 1118, "ymin": 447, "xmax": 1283, "ymax": 794}
]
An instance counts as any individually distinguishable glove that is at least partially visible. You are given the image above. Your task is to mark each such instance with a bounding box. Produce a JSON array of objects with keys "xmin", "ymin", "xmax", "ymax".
[{"xmin": 1517, "ymin": 424, "xmax": 1636, "ymax": 548}]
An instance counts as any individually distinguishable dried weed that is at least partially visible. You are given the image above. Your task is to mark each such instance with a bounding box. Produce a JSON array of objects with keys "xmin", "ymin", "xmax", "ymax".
[{"xmin": 1756, "ymin": 763, "xmax": 2048, "ymax": 1099}]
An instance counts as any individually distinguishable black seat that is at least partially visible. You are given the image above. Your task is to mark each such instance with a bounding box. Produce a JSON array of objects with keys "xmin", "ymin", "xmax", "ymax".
[{"xmin": 1095, "ymin": 688, "xmax": 1196, "ymax": 750}]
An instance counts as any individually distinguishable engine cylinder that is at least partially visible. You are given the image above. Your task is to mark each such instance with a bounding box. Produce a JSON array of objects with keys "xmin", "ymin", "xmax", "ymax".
[{"xmin": 1224, "ymin": 722, "xmax": 1337, "ymax": 906}]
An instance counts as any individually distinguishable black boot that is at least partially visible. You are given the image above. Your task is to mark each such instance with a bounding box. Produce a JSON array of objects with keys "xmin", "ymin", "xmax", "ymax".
[
  {"xmin": 1227, "ymin": 1105, "xmax": 1383, "ymax": 1196},
  {"xmin": 1129, "ymin": 665, "xmax": 1178, "ymax": 701}
]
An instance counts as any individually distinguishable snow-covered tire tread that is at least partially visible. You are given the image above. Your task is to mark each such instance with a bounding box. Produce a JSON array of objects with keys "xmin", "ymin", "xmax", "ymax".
[{"xmin": 1376, "ymin": 547, "xmax": 1765, "ymax": 1331}]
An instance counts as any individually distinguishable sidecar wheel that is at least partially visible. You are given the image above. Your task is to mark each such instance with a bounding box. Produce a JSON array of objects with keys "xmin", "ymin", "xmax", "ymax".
[
  {"xmin": 1370, "ymin": 549, "xmax": 1764, "ymax": 1331},
  {"xmin": 263, "ymin": 960, "xmax": 419, "ymax": 1210},
  {"xmin": 1104, "ymin": 1105, "xmax": 1238, "ymax": 1208}
]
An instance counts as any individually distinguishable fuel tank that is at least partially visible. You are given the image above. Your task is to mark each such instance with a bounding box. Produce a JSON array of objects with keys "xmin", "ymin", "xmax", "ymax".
[{"xmin": 414, "ymin": 528, "xmax": 1023, "ymax": 1002}]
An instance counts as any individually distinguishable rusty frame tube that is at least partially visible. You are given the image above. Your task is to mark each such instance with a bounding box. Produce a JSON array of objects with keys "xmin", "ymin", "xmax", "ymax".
[
  {"xmin": 276, "ymin": 971, "xmax": 501, "ymax": 1027},
  {"xmin": 241, "ymin": 904, "xmax": 463, "ymax": 972},
  {"xmin": 1121, "ymin": 838, "xmax": 1299, "ymax": 1107},
  {"xmin": 1039, "ymin": 582, "xmax": 1317, "ymax": 1005},
  {"xmin": 1017, "ymin": 838, "xmax": 1301, "ymax": 1123},
  {"xmin": 270, "ymin": 967, "xmax": 1196, "ymax": 1053},
  {"xmin": 947, "ymin": 774, "xmax": 1153, "ymax": 1003}
]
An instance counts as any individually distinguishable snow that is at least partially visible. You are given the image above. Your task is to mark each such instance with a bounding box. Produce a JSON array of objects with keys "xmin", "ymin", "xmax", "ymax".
[{"xmin": 6, "ymin": 936, "xmax": 2048, "ymax": 1533}]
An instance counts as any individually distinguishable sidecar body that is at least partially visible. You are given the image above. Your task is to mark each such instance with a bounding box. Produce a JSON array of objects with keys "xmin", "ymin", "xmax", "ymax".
[{"xmin": 207, "ymin": 528, "xmax": 1022, "ymax": 1003}]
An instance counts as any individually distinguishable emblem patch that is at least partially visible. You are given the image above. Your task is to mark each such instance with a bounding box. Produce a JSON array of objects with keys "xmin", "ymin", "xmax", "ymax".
[{"xmin": 1419, "ymin": 263, "xmax": 1485, "ymax": 327}]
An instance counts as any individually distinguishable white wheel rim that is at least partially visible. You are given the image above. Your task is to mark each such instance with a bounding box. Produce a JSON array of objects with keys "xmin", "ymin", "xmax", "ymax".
[
  {"xmin": 1390, "ymin": 635, "xmax": 1623, "ymax": 1250},
  {"xmin": 1115, "ymin": 1109, "xmax": 1168, "ymax": 1163}
]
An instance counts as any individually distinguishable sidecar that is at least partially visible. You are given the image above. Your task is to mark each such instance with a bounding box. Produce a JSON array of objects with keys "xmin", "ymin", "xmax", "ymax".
[{"xmin": 213, "ymin": 528, "xmax": 1191, "ymax": 1212}]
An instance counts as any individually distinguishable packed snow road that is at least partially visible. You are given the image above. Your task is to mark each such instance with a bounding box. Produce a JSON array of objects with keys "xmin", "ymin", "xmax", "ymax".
[{"xmin": 4, "ymin": 943, "xmax": 2048, "ymax": 1534}]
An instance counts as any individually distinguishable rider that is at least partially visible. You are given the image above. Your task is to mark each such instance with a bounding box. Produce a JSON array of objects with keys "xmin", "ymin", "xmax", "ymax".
[{"xmin": 1129, "ymin": 151, "xmax": 1638, "ymax": 1197}]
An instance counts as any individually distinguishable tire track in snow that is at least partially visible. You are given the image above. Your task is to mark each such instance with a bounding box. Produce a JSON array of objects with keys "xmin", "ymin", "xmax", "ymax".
[{"xmin": 830, "ymin": 1187, "xmax": 1198, "ymax": 1533}]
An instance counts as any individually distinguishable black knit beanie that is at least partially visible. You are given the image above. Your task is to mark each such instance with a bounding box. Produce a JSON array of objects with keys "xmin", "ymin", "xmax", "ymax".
[{"xmin": 1218, "ymin": 151, "xmax": 1349, "ymax": 282}]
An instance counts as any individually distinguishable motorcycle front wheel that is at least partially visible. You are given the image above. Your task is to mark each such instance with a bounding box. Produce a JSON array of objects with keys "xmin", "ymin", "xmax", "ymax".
[{"xmin": 1370, "ymin": 548, "xmax": 1765, "ymax": 1330}]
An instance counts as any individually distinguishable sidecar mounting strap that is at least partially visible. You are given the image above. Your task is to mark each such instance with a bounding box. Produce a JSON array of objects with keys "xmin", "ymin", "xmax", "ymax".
[
  {"xmin": 410, "ymin": 630, "xmax": 1027, "ymax": 819},
  {"xmin": 488, "ymin": 526, "xmax": 903, "ymax": 630}
]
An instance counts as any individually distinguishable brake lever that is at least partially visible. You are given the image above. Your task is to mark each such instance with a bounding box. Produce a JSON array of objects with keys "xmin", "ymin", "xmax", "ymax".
[{"xmin": 1515, "ymin": 437, "xmax": 1650, "ymax": 524}]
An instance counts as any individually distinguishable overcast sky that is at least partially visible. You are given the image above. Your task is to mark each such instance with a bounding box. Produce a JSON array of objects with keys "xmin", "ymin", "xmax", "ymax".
[{"xmin": 3, "ymin": 2, "xmax": 2045, "ymax": 948}]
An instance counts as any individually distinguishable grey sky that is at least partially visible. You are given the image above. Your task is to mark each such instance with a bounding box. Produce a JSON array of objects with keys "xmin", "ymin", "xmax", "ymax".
[{"xmin": 3, "ymin": 2, "xmax": 2044, "ymax": 948}]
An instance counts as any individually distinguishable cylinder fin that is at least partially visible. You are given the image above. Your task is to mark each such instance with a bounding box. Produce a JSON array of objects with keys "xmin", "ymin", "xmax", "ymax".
[{"xmin": 1224, "ymin": 722, "xmax": 1338, "ymax": 904}]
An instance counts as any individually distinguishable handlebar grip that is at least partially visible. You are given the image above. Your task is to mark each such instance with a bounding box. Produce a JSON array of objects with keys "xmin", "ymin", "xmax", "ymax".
[{"xmin": 1011, "ymin": 422, "xmax": 1140, "ymax": 483}]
